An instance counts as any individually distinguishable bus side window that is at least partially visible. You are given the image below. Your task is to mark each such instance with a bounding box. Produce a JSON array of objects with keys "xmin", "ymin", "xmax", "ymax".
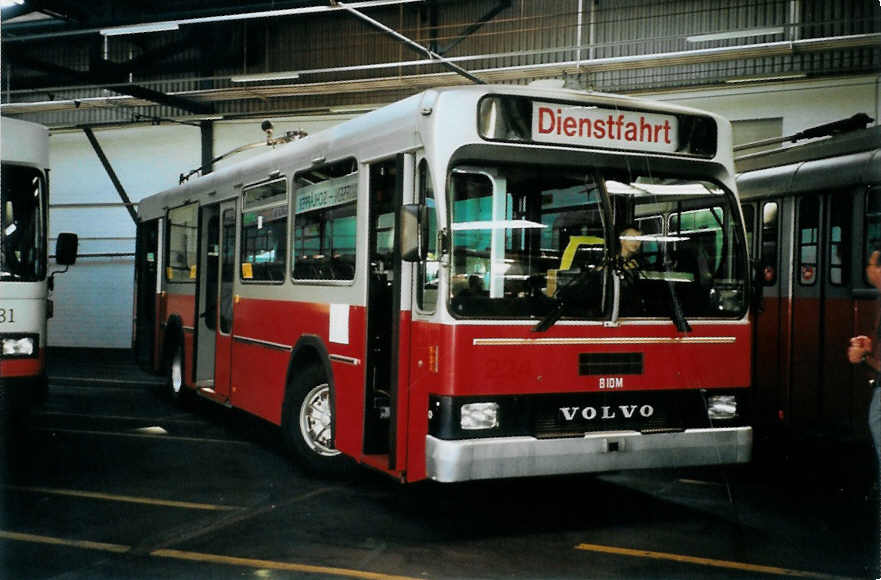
[
  {"xmin": 240, "ymin": 179, "xmax": 288, "ymax": 283},
  {"xmin": 828, "ymin": 194, "xmax": 850, "ymax": 286},
  {"xmin": 220, "ymin": 208, "xmax": 236, "ymax": 334},
  {"xmin": 166, "ymin": 202, "xmax": 198, "ymax": 283},
  {"xmin": 761, "ymin": 202, "xmax": 778, "ymax": 286},
  {"xmin": 740, "ymin": 204, "xmax": 755, "ymax": 257},
  {"xmin": 797, "ymin": 196, "xmax": 819, "ymax": 286},
  {"xmin": 866, "ymin": 187, "xmax": 881, "ymax": 286},
  {"xmin": 292, "ymin": 159, "xmax": 358, "ymax": 282},
  {"xmin": 416, "ymin": 159, "xmax": 438, "ymax": 313}
]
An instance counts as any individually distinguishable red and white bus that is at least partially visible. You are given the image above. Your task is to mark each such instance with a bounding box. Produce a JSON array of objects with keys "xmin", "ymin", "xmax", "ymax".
[
  {"xmin": 1, "ymin": 118, "xmax": 77, "ymax": 412},
  {"xmin": 135, "ymin": 86, "xmax": 752, "ymax": 482},
  {"xmin": 736, "ymin": 117, "xmax": 881, "ymax": 445}
]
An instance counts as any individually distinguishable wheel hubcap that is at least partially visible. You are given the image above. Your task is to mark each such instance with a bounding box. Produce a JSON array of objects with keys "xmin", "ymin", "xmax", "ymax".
[{"xmin": 299, "ymin": 383, "xmax": 340, "ymax": 457}]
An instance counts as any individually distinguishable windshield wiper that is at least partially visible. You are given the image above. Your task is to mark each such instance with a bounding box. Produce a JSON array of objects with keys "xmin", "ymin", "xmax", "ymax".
[
  {"xmin": 534, "ymin": 258, "xmax": 691, "ymax": 333},
  {"xmin": 533, "ymin": 295, "xmax": 568, "ymax": 332},
  {"xmin": 664, "ymin": 272, "xmax": 692, "ymax": 333},
  {"xmin": 532, "ymin": 267, "xmax": 598, "ymax": 333}
]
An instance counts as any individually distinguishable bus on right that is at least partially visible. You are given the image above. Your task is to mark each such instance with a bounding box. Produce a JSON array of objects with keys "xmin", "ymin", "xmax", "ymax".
[{"xmin": 736, "ymin": 115, "xmax": 881, "ymax": 447}]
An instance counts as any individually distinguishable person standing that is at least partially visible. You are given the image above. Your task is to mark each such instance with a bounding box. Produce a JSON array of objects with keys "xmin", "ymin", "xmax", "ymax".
[{"xmin": 848, "ymin": 245, "xmax": 881, "ymax": 468}]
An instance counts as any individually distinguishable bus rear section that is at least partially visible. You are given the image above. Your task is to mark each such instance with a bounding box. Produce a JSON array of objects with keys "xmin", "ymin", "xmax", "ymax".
[{"xmin": 135, "ymin": 86, "xmax": 752, "ymax": 483}]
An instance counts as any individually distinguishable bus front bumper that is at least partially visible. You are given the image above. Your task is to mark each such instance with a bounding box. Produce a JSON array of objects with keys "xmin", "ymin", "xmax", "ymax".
[{"xmin": 425, "ymin": 427, "xmax": 752, "ymax": 483}]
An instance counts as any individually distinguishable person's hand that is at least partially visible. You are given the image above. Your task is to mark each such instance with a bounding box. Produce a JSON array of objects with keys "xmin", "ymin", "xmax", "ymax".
[{"xmin": 848, "ymin": 335, "xmax": 872, "ymax": 364}]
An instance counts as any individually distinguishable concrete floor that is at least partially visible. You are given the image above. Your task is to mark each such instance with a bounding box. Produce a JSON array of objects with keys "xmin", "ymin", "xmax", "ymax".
[{"xmin": 1, "ymin": 348, "xmax": 878, "ymax": 579}]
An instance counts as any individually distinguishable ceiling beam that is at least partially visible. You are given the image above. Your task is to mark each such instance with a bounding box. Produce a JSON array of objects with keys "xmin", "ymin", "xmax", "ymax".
[
  {"xmin": 1, "ymin": 4, "xmax": 40, "ymax": 20},
  {"xmin": 7, "ymin": 51, "xmax": 214, "ymax": 114},
  {"xmin": 3, "ymin": 33, "xmax": 878, "ymax": 118},
  {"xmin": 83, "ymin": 127, "xmax": 139, "ymax": 224},
  {"xmin": 437, "ymin": 0, "xmax": 511, "ymax": 56},
  {"xmin": 1, "ymin": 0, "xmax": 424, "ymax": 42},
  {"xmin": 334, "ymin": 0, "xmax": 485, "ymax": 85}
]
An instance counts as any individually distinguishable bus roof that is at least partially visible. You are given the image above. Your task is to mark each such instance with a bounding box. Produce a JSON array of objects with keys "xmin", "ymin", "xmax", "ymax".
[
  {"xmin": 1, "ymin": 117, "xmax": 49, "ymax": 169},
  {"xmin": 736, "ymin": 125, "xmax": 881, "ymax": 199},
  {"xmin": 138, "ymin": 85, "xmax": 731, "ymax": 220},
  {"xmin": 735, "ymin": 124, "xmax": 881, "ymax": 173}
]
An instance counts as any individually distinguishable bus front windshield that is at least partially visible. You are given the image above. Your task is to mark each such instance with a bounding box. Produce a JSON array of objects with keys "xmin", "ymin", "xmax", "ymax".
[
  {"xmin": 1, "ymin": 165, "xmax": 46, "ymax": 282},
  {"xmin": 448, "ymin": 164, "xmax": 747, "ymax": 323}
]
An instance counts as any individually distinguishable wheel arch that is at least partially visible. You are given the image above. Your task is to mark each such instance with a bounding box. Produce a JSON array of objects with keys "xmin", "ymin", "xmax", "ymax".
[
  {"xmin": 283, "ymin": 334, "xmax": 337, "ymax": 444},
  {"xmin": 284, "ymin": 334, "xmax": 335, "ymax": 393}
]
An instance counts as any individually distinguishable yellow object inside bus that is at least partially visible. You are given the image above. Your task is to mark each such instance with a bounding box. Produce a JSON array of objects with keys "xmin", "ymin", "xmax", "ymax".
[{"xmin": 546, "ymin": 235, "xmax": 604, "ymax": 296}]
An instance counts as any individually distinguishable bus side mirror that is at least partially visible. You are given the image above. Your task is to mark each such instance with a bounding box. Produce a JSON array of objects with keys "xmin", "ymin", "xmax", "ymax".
[
  {"xmin": 56, "ymin": 233, "xmax": 78, "ymax": 266},
  {"xmin": 401, "ymin": 203, "xmax": 428, "ymax": 262}
]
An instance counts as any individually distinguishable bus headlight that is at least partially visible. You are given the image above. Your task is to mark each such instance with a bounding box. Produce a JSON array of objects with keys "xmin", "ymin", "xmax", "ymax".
[
  {"xmin": 460, "ymin": 402, "xmax": 500, "ymax": 430},
  {"xmin": 707, "ymin": 395, "xmax": 737, "ymax": 420},
  {"xmin": 1, "ymin": 335, "xmax": 37, "ymax": 357}
]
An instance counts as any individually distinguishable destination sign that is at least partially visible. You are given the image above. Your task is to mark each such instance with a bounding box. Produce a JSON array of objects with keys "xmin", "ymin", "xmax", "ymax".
[
  {"xmin": 531, "ymin": 102, "xmax": 679, "ymax": 153},
  {"xmin": 296, "ymin": 173, "xmax": 358, "ymax": 214}
]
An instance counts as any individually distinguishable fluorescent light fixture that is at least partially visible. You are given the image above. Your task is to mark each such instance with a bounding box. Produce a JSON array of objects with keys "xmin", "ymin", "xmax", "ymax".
[
  {"xmin": 725, "ymin": 72, "xmax": 806, "ymax": 84},
  {"xmin": 687, "ymin": 27, "xmax": 784, "ymax": 43},
  {"xmin": 100, "ymin": 22, "xmax": 180, "ymax": 36},
  {"xmin": 0, "ymin": 0, "xmax": 25, "ymax": 8},
  {"xmin": 230, "ymin": 72, "xmax": 301, "ymax": 83},
  {"xmin": 451, "ymin": 220, "xmax": 547, "ymax": 231},
  {"xmin": 328, "ymin": 104, "xmax": 378, "ymax": 114},
  {"xmin": 95, "ymin": 1, "xmax": 420, "ymax": 38}
]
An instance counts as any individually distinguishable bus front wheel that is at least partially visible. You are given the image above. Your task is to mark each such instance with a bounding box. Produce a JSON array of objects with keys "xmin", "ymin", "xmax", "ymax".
[{"xmin": 282, "ymin": 365, "xmax": 349, "ymax": 476}]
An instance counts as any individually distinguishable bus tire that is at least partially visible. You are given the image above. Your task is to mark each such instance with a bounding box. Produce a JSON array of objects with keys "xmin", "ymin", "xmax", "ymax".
[{"xmin": 282, "ymin": 365, "xmax": 350, "ymax": 477}]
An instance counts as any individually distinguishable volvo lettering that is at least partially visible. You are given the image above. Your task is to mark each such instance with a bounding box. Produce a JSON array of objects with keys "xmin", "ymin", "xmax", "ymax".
[{"xmin": 560, "ymin": 405, "xmax": 655, "ymax": 421}]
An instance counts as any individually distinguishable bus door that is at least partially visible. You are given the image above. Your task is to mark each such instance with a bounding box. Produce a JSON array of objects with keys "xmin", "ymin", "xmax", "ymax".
[
  {"xmin": 363, "ymin": 157, "xmax": 405, "ymax": 468},
  {"xmin": 747, "ymin": 200, "xmax": 786, "ymax": 433},
  {"xmin": 195, "ymin": 203, "xmax": 221, "ymax": 387},
  {"xmin": 134, "ymin": 218, "xmax": 160, "ymax": 371},
  {"xmin": 213, "ymin": 201, "xmax": 237, "ymax": 399},
  {"xmin": 789, "ymin": 192, "xmax": 853, "ymax": 434}
]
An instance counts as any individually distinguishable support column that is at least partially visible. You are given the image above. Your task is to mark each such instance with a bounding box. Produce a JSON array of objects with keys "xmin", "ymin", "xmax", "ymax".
[
  {"xmin": 200, "ymin": 121, "xmax": 214, "ymax": 176},
  {"xmin": 83, "ymin": 127, "xmax": 138, "ymax": 224}
]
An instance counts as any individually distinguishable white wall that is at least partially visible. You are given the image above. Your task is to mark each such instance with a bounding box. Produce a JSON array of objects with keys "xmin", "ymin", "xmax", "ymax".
[
  {"xmin": 48, "ymin": 125, "xmax": 201, "ymax": 348},
  {"xmin": 211, "ymin": 115, "xmax": 359, "ymax": 169},
  {"xmin": 44, "ymin": 76, "xmax": 879, "ymax": 348},
  {"xmin": 46, "ymin": 115, "xmax": 353, "ymax": 348},
  {"xmin": 644, "ymin": 75, "xmax": 880, "ymax": 135}
]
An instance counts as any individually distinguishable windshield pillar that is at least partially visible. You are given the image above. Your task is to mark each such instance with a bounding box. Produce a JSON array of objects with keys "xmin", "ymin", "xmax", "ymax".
[{"xmin": 489, "ymin": 171, "xmax": 507, "ymax": 298}]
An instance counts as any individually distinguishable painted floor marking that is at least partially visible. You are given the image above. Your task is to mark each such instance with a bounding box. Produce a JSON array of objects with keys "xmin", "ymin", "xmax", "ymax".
[
  {"xmin": 35, "ymin": 410, "xmax": 204, "ymax": 424},
  {"xmin": 0, "ymin": 530, "xmax": 130, "ymax": 553},
  {"xmin": 4, "ymin": 485, "xmax": 242, "ymax": 511},
  {"xmin": 33, "ymin": 426, "xmax": 252, "ymax": 445},
  {"xmin": 49, "ymin": 376, "xmax": 163, "ymax": 386},
  {"xmin": 575, "ymin": 543, "xmax": 857, "ymax": 579},
  {"xmin": 129, "ymin": 487, "xmax": 341, "ymax": 555},
  {"xmin": 152, "ymin": 548, "xmax": 425, "ymax": 580},
  {"xmin": 0, "ymin": 530, "xmax": 423, "ymax": 580}
]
